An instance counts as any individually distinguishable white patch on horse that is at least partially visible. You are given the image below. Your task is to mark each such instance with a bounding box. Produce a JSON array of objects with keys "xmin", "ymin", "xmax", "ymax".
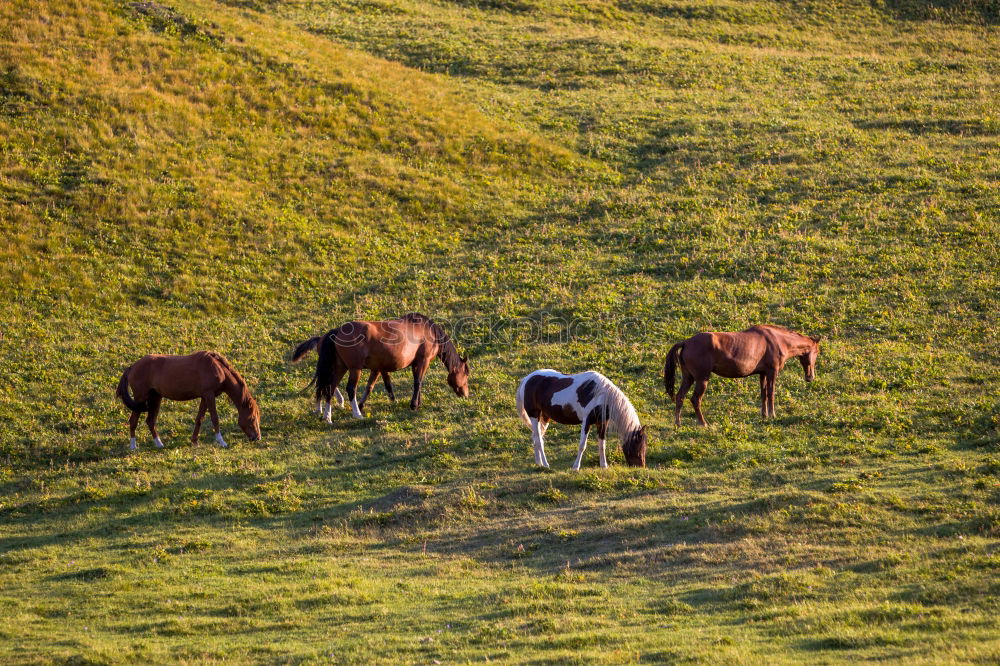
[
  {"xmin": 334, "ymin": 388, "xmax": 345, "ymax": 407},
  {"xmin": 350, "ymin": 395, "xmax": 363, "ymax": 419},
  {"xmin": 153, "ymin": 437, "xmax": 165, "ymax": 449},
  {"xmin": 215, "ymin": 432, "xmax": 228, "ymax": 448},
  {"xmin": 529, "ymin": 417, "xmax": 550, "ymax": 468},
  {"xmin": 517, "ymin": 369, "xmax": 642, "ymax": 471},
  {"xmin": 129, "ymin": 437, "xmax": 137, "ymax": 451}
]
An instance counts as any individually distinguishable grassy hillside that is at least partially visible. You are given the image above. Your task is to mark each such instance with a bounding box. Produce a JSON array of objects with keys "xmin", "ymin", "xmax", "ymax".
[{"xmin": 1, "ymin": 0, "xmax": 999, "ymax": 662}]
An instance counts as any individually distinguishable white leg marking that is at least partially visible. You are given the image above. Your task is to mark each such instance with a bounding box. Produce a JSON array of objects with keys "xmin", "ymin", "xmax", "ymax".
[
  {"xmin": 316, "ymin": 400, "xmax": 323, "ymax": 416},
  {"xmin": 572, "ymin": 426, "xmax": 589, "ymax": 472},
  {"xmin": 129, "ymin": 437, "xmax": 137, "ymax": 451},
  {"xmin": 529, "ymin": 418, "xmax": 542, "ymax": 466},
  {"xmin": 153, "ymin": 437, "xmax": 164, "ymax": 449},
  {"xmin": 323, "ymin": 401, "xmax": 333, "ymax": 423},
  {"xmin": 598, "ymin": 438, "xmax": 608, "ymax": 469},
  {"xmin": 334, "ymin": 388, "xmax": 345, "ymax": 408},
  {"xmin": 538, "ymin": 421, "xmax": 550, "ymax": 468},
  {"xmin": 530, "ymin": 418, "xmax": 550, "ymax": 468},
  {"xmin": 350, "ymin": 395, "xmax": 363, "ymax": 419},
  {"xmin": 215, "ymin": 432, "xmax": 228, "ymax": 448}
]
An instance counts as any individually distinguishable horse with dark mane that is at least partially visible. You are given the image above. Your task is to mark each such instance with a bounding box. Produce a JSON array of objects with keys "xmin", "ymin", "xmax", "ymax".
[
  {"xmin": 516, "ymin": 369, "xmax": 647, "ymax": 470},
  {"xmin": 296, "ymin": 313, "xmax": 469, "ymax": 420},
  {"xmin": 116, "ymin": 351, "xmax": 261, "ymax": 449},
  {"xmin": 664, "ymin": 325, "xmax": 821, "ymax": 426}
]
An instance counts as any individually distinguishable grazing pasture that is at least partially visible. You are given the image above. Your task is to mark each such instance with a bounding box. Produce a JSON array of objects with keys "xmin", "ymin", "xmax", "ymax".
[{"xmin": 1, "ymin": 0, "xmax": 998, "ymax": 662}]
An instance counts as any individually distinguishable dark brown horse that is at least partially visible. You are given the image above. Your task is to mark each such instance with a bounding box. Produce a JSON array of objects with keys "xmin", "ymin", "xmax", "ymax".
[
  {"xmin": 116, "ymin": 351, "xmax": 261, "ymax": 449},
  {"xmin": 664, "ymin": 325, "xmax": 820, "ymax": 425},
  {"xmin": 305, "ymin": 313, "xmax": 469, "ymax": 420}
]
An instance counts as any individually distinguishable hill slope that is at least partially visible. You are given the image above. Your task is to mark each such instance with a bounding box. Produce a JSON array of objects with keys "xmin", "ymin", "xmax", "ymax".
[{"xmin": 1, "ymin": 0, "xmax": 999, "ymax": 663}]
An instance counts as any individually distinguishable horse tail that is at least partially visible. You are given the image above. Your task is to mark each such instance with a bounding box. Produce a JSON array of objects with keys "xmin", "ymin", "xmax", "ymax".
[
  {"xmin": 291, "ymin": 336, "xmax": 321, "ymax": 363},
  {"xmin": 314, "ymin": 328, "xmax": 340, "ymax": 402},
  {"xmin": 116, "ymin": 366, "xmax": 149, "ymax": 412},
  {"xmin": 664, "ymin": 342, "xmax": 684, "ymax": 400},
  {"xmin": 515, "ymin": 376, "xmax": 531, "ymax": 426}
]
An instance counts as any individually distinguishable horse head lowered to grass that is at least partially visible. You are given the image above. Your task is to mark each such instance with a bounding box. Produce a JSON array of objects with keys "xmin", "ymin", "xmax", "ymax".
[
  {"xmin": 116, "ymin": 351, "xmax": 260, "ymax": 450},
  {"xmin": 516, "ymin": 369, "xmax": 647, "ymax": 470}
]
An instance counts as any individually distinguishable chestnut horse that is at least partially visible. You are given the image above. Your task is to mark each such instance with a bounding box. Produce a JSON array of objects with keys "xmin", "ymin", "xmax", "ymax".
[
  {"xmin": 516, "ymin": 369, "xmax": 647, "ymax": 470},
  {"xmin": 305, "ymin": 313, "xmax": 469, "ymax": 420},
  {"xmin": 116, "ymin": 351, "xmax": 261, "ymax": 450},
  {"xmin": 664, "ymin": 325, "xmax": 821, "ymax": 425}
]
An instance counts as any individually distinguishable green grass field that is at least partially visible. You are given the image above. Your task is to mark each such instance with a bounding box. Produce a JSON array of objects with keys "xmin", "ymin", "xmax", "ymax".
[{"xmin": 2, "ymin": 0, "xmax": 999, "ymax": 662}]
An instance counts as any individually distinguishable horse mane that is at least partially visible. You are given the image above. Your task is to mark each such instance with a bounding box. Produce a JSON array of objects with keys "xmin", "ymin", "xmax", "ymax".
[
  {"xmin": 593, "ymin": 373, "xmax": 642, "ymax": 452},
  {"xmin": 400, "ymin": 312, "xmax": 463, "ymax": 373},
  {"xmin": 209, "ymin": 352, "xmax": 258, "ymax": 415},
  {"xmin": 756, "ymin": 324, "xmax": 809, "ymax": 339}
]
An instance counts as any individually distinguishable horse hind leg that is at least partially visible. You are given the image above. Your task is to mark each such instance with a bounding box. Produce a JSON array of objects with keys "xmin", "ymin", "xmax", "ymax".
[
  {"xmin": 530, "ymin": 417, "xmax": 550, "ymax": 469},
  {"xmin": 323, "ymin": 365, "xmax": 348, "ymax": 423},
  {"xmin": 128, "ymin": 410, "xmax": 140, "ymax": 450},
  {"xmin": 674, "ymin": 374, "xmax": 694, "ymax": 426},
  {"xmin": 358, "ymin": 369, "xmax": 379, "ymax": 409},
  {"xmin": 346, "ymin": 368, "xmax": 364, "ymax": 419},
  {"xmin": 691, "ymin": 378, "xmax": 709, "ymax": 426},
  {"xmin": 145, "ymin": 393, "xmax": 165, "ymax": 448},
  {"xmin": 382, "ymin": 372, "xmax": 395, "ymax": 401}
]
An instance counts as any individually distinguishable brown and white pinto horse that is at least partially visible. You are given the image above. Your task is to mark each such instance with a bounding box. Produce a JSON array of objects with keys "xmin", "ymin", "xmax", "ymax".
[
  {"xmin": 116, "ymin": 351, "xmax": 261, "ymax": 449},
  {"xmin": 664, "ymin": 325, "xmax": 821, "ymax": 426},
  {"xmin": 306, "ymin": 313, "xmax": 469, "ymax": 420},
  {"xmin": 517, "ymin": 369, "xmax": 647, "ymax": 470}
]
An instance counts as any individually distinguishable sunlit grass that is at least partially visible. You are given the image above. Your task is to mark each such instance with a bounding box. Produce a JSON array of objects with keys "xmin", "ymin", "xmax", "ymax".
[{"xmin": 1, "ymin": 0, "xmax": 998, "ymax": 662}]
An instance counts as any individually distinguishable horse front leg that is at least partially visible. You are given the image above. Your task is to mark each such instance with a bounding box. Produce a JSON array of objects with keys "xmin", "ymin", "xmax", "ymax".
[
  {"xmin": 192, "ymin": 398, "xmax": 207, "ymax": 444},
  {"xmin": 145, "ymin": 394, "xmax": 165, "ymax": 448},
  {"xmin": 759, "ymin": 374, "xmax": 769, "ymax": 420},
  {"xmin": 410, "ymin": 361, "xmax": 428, "ymax": 411},
  {"xmin": 767, "ymin": 372, "xmax": 777, "ymax": 418},
  {"xmin": 205, "ymin": 394, "xmax": 227, "ymax": 447},
  {"xmin": 597, "ymin": 420, "xmax": 609, "ymax": 469},
  {"xmin": 346, "ymin": 368, "xmax": 364, "ymax": 418},
  {"xmin": 572, "ymin": 424, "xmax": 591, "ymax": 472}
]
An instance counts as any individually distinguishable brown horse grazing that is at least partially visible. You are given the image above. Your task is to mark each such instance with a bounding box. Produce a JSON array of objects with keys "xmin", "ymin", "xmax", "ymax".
[
  {"xmin": 664, "ymin": 325, "xmax": 821, "ymax": 426},
  {"xmin": 311, "ymin": 313, "xmax": 469, "ymax": 420},
  {"xmin": 291, "ymin": 334, "xmax": 396, "ymax": 414},
  {"xmin": 116, "ymin": 351, "xmax": 261, "ymax": 450}
]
